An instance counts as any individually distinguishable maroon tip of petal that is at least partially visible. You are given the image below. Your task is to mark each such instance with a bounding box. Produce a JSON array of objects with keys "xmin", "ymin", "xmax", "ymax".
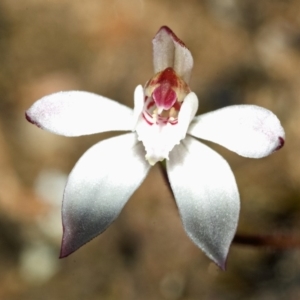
[
  {"xmin": 59, "ymin": 224, "xmax": 74, "ymax": 259},
  {"xmin": 59, "ymin": 238, "xmax": 74, "ymax": 259},
  {"xmin": 274, "ymin": 136, "xmax": 285, "ymax": 152},
  {"xmin": 155, "ymin": 26, "xmax": 186, "ymax": 48},
  {"xmin": 219, "ymin": 259, "xmax": 227, "ymax": 271},
  {"xmin": 25, "ymin": 111, "xmax": 41, "ymax": 128},
  {"xmin": 25, "ymin": 111, "xmax": 33, "ymax": 123},
  {"xmin": 59, "ymin": 239, "xmax": 66, "ymax": 258},
  {"xmin": 59, "ymin": 248, "xmax": 70, "ymax": 259},
  {"xmin": 59, "ymin": 223, "xmax": 68, "ymax": 259},
  {"xmin": 59, "ymin": 240, "xmax": 68, "ymax": 259}
]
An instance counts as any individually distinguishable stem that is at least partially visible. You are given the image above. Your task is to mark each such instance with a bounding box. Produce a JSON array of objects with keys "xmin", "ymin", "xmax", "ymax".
[{"xmin": 233, "ymin": 233, "xmax": 300, "ymax": 249}]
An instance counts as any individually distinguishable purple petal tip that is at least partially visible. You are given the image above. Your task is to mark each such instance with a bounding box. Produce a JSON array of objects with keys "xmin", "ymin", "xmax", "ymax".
[
  {"xmin": 59, "ymin": 243, "xmax": 68, "ymax": 259},
  {"xmin": 59, "ymin": 246, "xmax": 67, "ymax": 259},
  {"xmin": 274, "ymin": 136, "xmax": 285, "ymax": 152},
  {"xmin": 59, "ymin": 227, "xmax": 76, "ymax": 259},
  {"xmin": 219, "ymin": 260, "xmax": 227, "ymax": 271},
  {"xmin": 216, "ymin": 256, "xmax": 227, "ymax": 271},
  {"xmin": 59, "ymin": 240, "xmax": 74, "ymax": 259},
  {"xmin": 25, "ymin": 111, "xmax": 33, "ymax": 123},
  {"xmin": 59, "ymin": 251, "xmax": 69, "ymax": 259},
  {"xmin": 156, "ymin": 26, "xmax": 187, "ymax": 48},
  {"xmin": 25, "ymin": 111, "xmax": 41, "ymax": 128}
]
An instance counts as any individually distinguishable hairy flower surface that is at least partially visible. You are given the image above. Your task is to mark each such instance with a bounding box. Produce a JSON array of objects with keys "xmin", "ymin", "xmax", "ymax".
[{"xmin": 26, "ymin": 26, "xmax": 285, "ymax": 269}]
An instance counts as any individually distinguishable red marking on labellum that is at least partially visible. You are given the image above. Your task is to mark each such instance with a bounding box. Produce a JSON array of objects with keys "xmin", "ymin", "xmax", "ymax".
[
  {"xmin": 142, "ymin": 112, "xmax": 153, "ymax": 125},
  {"xmin": 274, "ymin": 136, "xmax": 285, "ymax": 151},
  {"xmin": 153, "ymin": 83, "xmax": 177, "ymax": 110},
  {"xmin": 152, "ymin": 67, "xmax": 180, "ymax": 88}
]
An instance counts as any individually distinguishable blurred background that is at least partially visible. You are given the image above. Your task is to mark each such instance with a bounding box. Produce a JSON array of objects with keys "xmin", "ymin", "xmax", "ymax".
[{"xmin": 0, "ymin": 0, "xmax": 300, "ymax": 299}]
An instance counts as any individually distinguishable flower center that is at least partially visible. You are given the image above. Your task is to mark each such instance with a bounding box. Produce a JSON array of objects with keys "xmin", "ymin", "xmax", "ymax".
[{"xmin": 143, "ymin": 67, "xmax": 190, "ymax": 126}]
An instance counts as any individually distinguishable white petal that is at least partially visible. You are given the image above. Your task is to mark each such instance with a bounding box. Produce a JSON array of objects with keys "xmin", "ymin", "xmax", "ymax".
[
  {"xmin": 188, "ymin": 105, "xmax": 285, "ymax": 158},
  {"xmin": 132, "ymin": 85, "xmax": 144, "ymax": 130},
  {"xmin": 60, "ymin": 133, "xmax": 150, "ymax": 257},
  {"xmin": 177, "ymin": 92, "xmax": 199, "ymax": 139},
  {"xmin": 135, "ymin": 92, "xmax": 198, "ymax": 165},
  {"xmin": 26, "ymin": 91, "xmax": 133, "ymax": 136},
  {"xmin": 167, "ymin": 136, "xmax": 240, "ymax": 269},
  {"xmin": 153, "ymin": 26, "xmax": 193, "ymax": 82}
]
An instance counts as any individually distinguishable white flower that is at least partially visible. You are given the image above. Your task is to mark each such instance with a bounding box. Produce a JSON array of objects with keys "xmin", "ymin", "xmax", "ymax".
[{"xmin": 26, "ymin": 26, "xmax": 285, "ymax": 269}]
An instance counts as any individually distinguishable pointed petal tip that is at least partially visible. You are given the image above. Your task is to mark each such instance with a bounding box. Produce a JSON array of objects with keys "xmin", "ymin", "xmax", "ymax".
[
  {"xmin": 208, "ymin": 251, "xmax": 228, "ymax": 271},
  {"xmin": 217, "ymin": 257, "xmax": 227, "ymax": 271},
  {"xmin": 157, "ymin": 25, "xmax": 170, "ymax": 33},
  {"xmin": 58, "ymin": 229, "xmax": 84, "ymax": 259},
  {"xmin": 59, "ymin": 242, "xmax": 73, "ymax": 259},
  {"xmin": 274, "ymin": 136, "xmax": 285, "ymax": 152},
  {"xmin": 59, "ymin": 250, "xmax": 68, "ymax": 259},
  {"xmin": 25, "ymin": 111, "xmax": 32, "ymax": 122},
  {"xmin": 58, "ymin": 232, "xmax": 73, "ymax": 259},
  {"xmin": 155, "ymin": 26, "xmax": 186, "ymax": 48},
  {"xmin": 25, "ymin": 111, "xmax": 41, "ymax": 128}
]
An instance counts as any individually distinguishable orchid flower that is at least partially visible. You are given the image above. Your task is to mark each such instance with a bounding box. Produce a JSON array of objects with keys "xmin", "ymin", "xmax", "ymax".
[{"xmin": 25, "ymin": 26, "xmax": 285, "ymax": 269}]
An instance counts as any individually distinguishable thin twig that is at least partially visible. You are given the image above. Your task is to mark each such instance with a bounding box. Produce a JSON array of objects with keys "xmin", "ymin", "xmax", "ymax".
[{"xmin": 233, "ymin": 233, "xmax": 300, "ymax": 249}]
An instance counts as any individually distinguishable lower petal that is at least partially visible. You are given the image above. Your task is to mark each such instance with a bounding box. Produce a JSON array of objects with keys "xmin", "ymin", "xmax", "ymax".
[
  {"xmin": 167, "ymin": 136, "xmax": 240, "ymax": 269},
  {"xmin": 60, "ymin": 133, "xmax": 150, "ymax": 257},
  {"xmin": 188, "ymin": 105, "xmax": 285, "ymax": 158}
]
